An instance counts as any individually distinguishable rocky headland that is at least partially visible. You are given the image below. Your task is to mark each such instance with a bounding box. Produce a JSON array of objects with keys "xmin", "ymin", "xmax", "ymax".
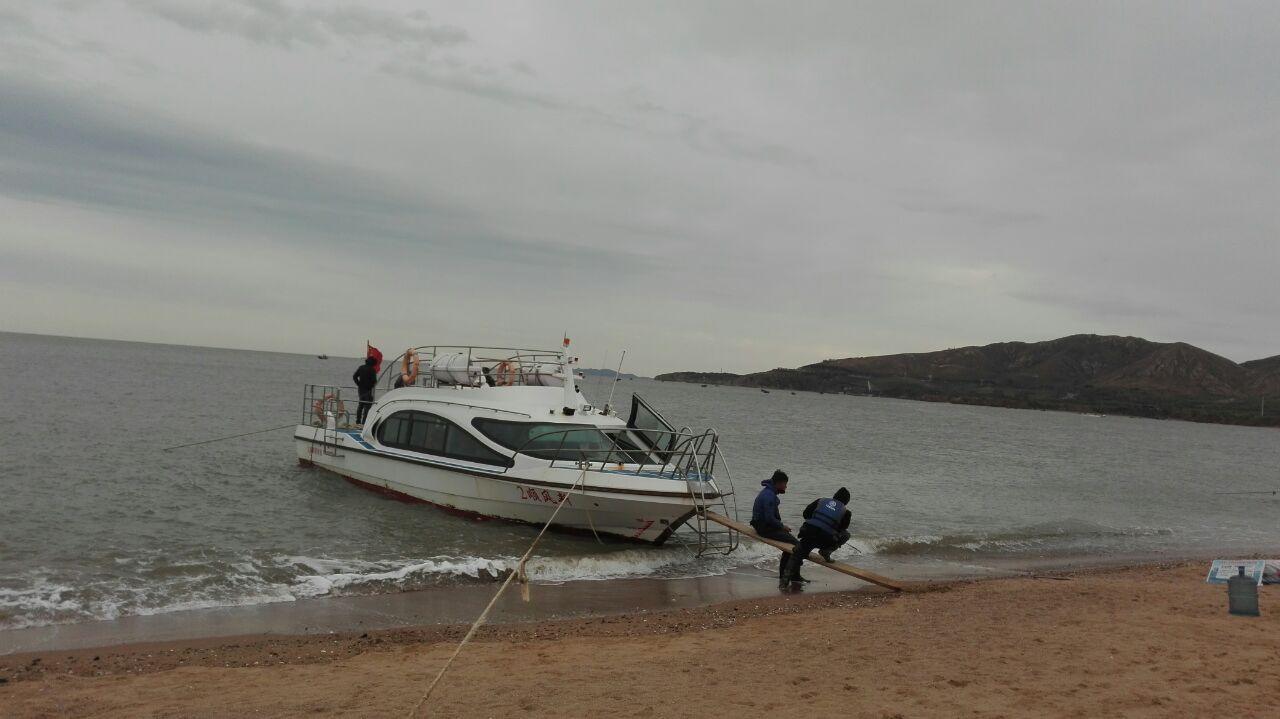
[{"xmin": 657, "ymin": 334, "xmax": 1280, "ymax": 426}]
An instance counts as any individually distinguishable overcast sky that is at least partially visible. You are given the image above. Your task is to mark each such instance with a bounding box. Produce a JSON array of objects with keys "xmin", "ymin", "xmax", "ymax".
[{"xmin": 2, "ymin": 1, "xmax": 1277, "ymax": 374}]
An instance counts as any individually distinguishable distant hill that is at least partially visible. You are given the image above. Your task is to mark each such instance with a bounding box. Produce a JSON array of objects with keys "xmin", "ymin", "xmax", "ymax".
[
  {"xmin": 579, "ymin": 368, "xmax": 642, "ymax": 380},
  {"xmin": 1242, "ymin": 355, "xmax": 1280, "ymax": 395},
  {"xmin": 1242, "ymin": 354, "xmax": 1280, "ymax": 373},
  {"xmin": 656, "ymin": 372, "xmax": 740, "ymax": 385},
  {"xmin": 655, "ymin": 334, "xmax": 1280, "ymax": 426},
  {"xmin": 1090, "ymin": 342, "xmax": 1250, "ymax": 398}
]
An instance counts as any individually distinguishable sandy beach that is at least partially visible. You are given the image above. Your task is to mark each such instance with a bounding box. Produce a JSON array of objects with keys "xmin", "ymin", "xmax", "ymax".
[{"xmin": 2, "ymin": 561, "xmax": 1276, "ymax": 718}]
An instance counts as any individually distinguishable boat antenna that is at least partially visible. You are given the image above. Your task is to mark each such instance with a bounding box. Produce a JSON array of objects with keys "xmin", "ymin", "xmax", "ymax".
[{"xmin": 604, "ymin": 349, "xmax": 626, "ymax": 415}]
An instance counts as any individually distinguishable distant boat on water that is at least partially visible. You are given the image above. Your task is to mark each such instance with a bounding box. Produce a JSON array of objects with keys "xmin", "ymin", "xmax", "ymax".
[
  {"xmin": 318, "ymin": 354, "xmax": 328, "ymax": 360},
  {"xmin": 760, "ymin": 388, "xmax": 770, "ymax": 393}
]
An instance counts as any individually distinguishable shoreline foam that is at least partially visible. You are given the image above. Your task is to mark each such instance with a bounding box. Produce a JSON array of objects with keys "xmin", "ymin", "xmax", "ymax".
[{"xmin": 0, "ymin": 548, "xmax": 1245, "ymax": 656}]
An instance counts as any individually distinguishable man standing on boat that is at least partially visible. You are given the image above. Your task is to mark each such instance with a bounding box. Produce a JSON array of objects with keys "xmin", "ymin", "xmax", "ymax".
[
  {"xmin": 783, "ymin": 487, "xmax": 852, "ymax": 586},
  {"xmin": 750, "ymin": 470, "xmax": 800, "ymax": 586},
  {"xmin": 352, "ymin": 355, "xmax": 377, "ymax": 426}
]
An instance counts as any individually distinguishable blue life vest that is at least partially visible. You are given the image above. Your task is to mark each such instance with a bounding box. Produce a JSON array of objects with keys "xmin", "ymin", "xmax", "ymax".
[{"xmin": 804, "ymin": 498, "xmax": 845, "ymax": 535}]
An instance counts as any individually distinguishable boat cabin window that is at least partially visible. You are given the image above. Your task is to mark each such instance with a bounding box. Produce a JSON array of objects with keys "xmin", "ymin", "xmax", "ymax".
[
  {"xmin": 378, "ymin": 410, "xmax": 510, "ymax": 467},
  {"xmin": 471, "ymin": 419, "xmax": 643, "ymax": 462}
]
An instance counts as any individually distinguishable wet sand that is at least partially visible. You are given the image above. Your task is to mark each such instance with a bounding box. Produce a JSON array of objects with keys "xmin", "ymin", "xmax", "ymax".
[{"xmin": 3, "ymin": 561, "xmax": 1277, "ymax": 718}]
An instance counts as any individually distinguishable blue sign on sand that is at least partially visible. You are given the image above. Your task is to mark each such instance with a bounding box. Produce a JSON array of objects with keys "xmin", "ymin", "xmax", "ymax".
[{"xmin": 1205, "ymin": 559, "xmax": 1265, "ymax": 586}]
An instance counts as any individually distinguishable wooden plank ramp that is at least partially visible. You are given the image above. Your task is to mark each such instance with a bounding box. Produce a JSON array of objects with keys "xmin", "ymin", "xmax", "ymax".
[{"xmin": 703, "ymin": 511, "xmax": 905, "ymax": 592}]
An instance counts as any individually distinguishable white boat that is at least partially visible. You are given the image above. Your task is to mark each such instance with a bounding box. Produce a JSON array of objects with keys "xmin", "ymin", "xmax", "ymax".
[{"xmin": 294, "ymin": 340, "xmax": 738, "ymax": 551}]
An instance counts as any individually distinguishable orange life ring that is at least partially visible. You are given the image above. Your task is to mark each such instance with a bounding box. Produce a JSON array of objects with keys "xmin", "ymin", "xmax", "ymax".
[
  {"xmin": 312, "ymin": 393, "xmax": 347, "ymax": 425},
  {"xmin": 401, "ymin": 350, "xmax": 420, "ymax": 386},
  {"xmin": 494, "ymin": 360, "xmax": 518, "ymax": 386}
]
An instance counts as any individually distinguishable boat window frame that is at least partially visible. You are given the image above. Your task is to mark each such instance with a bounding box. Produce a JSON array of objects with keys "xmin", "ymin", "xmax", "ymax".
[
  {"xmin": 377, "ymin": 410, "xmax": 512, "ymax": 467},
  {"xmin": 470, "ymin": 418, "xmax": 648, "ymax": 463},
  {"xmin": 626, "ymin": 393, "xmax": 679, "ymax": 461}
]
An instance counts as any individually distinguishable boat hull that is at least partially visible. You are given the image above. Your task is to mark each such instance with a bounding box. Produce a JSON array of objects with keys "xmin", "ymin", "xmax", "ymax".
[{"xmin": 294, "ymin": 428, "xmax": 704, "ymax": 544}]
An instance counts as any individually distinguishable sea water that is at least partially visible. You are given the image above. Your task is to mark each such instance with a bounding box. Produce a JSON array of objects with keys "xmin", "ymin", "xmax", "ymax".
[{"xmin": 2, "ymin": 331, "xmax": 1277, "ymax": 631}]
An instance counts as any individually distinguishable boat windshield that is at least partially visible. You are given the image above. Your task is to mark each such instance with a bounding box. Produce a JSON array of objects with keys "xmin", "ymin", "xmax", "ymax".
[{"xmin": 472, "ymin": 419, "xmax": 647, "ymax": 462}]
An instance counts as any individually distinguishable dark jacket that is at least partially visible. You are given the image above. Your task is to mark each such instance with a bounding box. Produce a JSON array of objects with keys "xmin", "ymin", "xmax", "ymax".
[
  {"xmin": 352, "ymin": 364, "xmax": 378, "ymax": 393},
  {"xmin": 802, "ymin": 498, "xmax": 851, "ymax": 532},
  {"xmin": 750, "ymin": 479, "xmax": 785, "ymax": 532}
]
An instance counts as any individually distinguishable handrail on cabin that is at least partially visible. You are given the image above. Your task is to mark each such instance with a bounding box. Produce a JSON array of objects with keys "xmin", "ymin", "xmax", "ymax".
[{"xmin": 375, "ymin": 345, "xmax": 570, "ymax": 390}]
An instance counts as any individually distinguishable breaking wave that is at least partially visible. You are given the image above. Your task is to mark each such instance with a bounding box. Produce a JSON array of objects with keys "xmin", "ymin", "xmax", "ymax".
[
  {"xmin": 0, "ymin": 520, "xmax": 1178, "ymax": 631},
  {"xmin": 862, "ymin": 520, "xmax": 1175, "ymax": 557},
  {"xmin": 286, "ymin": 543, "xmax": 780, "ymax": 598},
  {"xmin": 0, "ymin": 544, "xmax": 780, "ymax": 631}
]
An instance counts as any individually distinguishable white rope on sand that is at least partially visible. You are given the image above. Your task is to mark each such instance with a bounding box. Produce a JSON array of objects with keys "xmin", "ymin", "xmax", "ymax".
[{"xmin": 408, "ymin": 466, "xmax": 590, "ymax": 718}]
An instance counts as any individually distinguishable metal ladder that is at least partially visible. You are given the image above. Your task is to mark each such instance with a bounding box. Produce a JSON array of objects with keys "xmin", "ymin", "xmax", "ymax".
[
  {"xmin": 668, "ymin": 430, "xmax": 739, "ymax": 556},
  {"xmin": 322, "ymin": 413, "xmax": 342, "ymax": 457},
  {"xmin": 306, "ymin": 384, "xmax": 344, "ymax": 458}
]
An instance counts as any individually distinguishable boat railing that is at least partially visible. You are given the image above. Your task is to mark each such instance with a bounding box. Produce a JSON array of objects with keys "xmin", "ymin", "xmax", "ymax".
[
  {"xmin": 519, "ymin": 426, "xmax": 732, "ymax": 496},
  {"xmin": 376, "ymin": 345, "xmax": 574, "ymax": 391},
  {"xmin": 516, "ymin": 425, "xmax": 739, "ymax": 554},
  {"xmin": 301, "ymin": 384, "xmax": 359, "ymax": 428},
  {"xmin": 689, "ymin": 441, "xmax": 740, "ymax": 554}
]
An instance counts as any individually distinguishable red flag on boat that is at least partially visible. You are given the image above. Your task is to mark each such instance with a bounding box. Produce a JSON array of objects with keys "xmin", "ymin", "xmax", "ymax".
[{"xmin": 366, "ymin": 341, "xmax": 383, "ymax": 373}]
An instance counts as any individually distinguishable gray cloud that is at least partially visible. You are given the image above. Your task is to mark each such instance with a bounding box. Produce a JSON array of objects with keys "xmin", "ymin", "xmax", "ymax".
[
  {"xmin": 0, "ymin": 75, "xmax": 401, "ymax": 231},
  {"xmin": 0, "ymin": 7, "xmax": 34, "ymax": 34},
  {"xmin": 3, "ymin": 2, "xmax": 1280, "ymax": 372},
  {"xmin": 383, "ymin": 60, "xmax": 816, "ymax": 177},
  {"xmin": 131, "ymin": 0, "xmax": 468, "ymax": 50},
  {"xmin": 0, "ymin": 75, "xmax": 650, "ymax": 275},
  {"xmin": 631, "ymin": 100, "xmax": 814, "ymax": 171},
  {"xmin": 381, "ymin": 60, "xmax": 572, "ymax": 113},
  {"xmin": 1010, "ymin": 287, "xmax": 1180, "ymax": 322},
  {"xmin": 0, "ymin": 5, "xmax": 156, "ymax": 79},
  {"xmin": 0, "ymin": 240, "xmax": 286, "ymax": 312},
  {"xmin": 899, "ymin": 197, "xmax": 1042, "ymax": 229},
  {"xmin": 127, "ymin": 1, "xmax": 828, "ymax": 183}
]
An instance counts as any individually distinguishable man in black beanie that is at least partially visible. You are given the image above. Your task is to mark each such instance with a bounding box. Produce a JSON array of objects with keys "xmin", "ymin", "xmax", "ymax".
[
  {"xmin": 783, "ymin": 487, "xmax": 853, "ymax": 587},
  {"xmin": 352, "ymin": 356, "xmax": 378, "ymax": 426},
  {"xmin": 750, "ymin": 469, "xmax": 800, "ymax": 584}
]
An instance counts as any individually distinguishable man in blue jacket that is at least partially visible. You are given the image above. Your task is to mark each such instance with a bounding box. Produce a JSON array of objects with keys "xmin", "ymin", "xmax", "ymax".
[
  {"xmin": 783, "ymin": 487, "xmax": 852, "ymax": 587},
  {"xmin": 750, "ymin": 469, "xmax": 799, "ymax": 584}
]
